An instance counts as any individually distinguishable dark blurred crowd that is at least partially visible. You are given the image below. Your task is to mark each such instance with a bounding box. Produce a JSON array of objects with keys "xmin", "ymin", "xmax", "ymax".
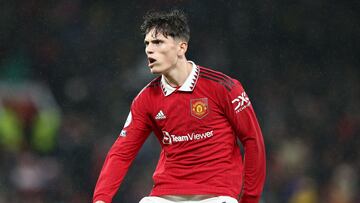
[{"xmin": 0, "ymin": 0, "xmax": 359, "ymax": 203}]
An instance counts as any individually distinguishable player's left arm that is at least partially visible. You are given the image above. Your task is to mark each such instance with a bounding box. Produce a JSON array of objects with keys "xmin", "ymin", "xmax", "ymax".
[{"xmin": 222, "ymin": 79, "xmax": 266, "ymax": 203}]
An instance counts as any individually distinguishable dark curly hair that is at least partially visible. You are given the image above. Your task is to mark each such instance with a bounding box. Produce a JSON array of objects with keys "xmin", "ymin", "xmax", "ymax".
[{"xmin": 140, "ymin": 9, "xmax": 190, "ymax": 42}]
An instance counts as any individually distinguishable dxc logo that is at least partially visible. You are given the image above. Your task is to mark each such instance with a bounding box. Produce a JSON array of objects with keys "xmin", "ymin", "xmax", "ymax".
[{"xmin": 231, "ymin": 92, "xmax": 250, "ymax": 113}]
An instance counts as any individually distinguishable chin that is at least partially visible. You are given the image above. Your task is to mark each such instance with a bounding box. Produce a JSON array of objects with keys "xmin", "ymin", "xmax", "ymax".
[
  {"xmin": 150, "ymin": 68, "xmax": 162, "ymax": 74},
  {"xmin": 149, "ymin": 66, "xmax": 165, "ymax": 74}
]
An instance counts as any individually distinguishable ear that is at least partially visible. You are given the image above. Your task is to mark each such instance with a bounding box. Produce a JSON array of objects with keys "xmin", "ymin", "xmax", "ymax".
[{"xmin": 178, "ymin": 41, "xmax": 188, "ymax": 56}]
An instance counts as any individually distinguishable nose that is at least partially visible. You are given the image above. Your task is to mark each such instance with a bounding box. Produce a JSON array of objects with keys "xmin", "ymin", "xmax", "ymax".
[{"xmin": 145, "ymin": 44, "xmax": 154, "ymax": 55}]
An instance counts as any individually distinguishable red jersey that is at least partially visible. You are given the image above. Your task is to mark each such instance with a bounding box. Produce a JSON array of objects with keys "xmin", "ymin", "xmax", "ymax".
[{"xmin": 93, "ymin": 62, "xmax": 266, "ymax": 203}]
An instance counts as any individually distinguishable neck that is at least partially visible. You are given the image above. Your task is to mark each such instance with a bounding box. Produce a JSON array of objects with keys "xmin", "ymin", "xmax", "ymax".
[{"xmin": 163, "ymin": 59, "xmax": 192, "ymax": 87}]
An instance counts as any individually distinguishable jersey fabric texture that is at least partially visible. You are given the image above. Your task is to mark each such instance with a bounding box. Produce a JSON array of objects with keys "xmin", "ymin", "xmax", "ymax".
[{"xmin": 93, "ymin": 61, "xmax": 266, "ymax": 203}]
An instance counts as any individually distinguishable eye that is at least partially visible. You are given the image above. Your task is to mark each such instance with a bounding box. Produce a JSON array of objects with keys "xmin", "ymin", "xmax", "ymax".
[{"xmin": 153, "ymin": 40, "xmax": 162, "ymax": 45}]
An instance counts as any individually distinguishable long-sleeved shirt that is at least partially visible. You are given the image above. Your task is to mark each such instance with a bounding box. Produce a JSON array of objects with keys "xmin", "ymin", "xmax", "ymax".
[{"xmin": 93, "ymin": 61, "xmax": 266, "ymax": 203}]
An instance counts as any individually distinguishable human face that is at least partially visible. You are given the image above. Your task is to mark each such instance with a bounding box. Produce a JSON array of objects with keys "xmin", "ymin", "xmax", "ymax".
[{"xmin": 144, "ymin": 29, "xmax": 181, "ymax": 74}]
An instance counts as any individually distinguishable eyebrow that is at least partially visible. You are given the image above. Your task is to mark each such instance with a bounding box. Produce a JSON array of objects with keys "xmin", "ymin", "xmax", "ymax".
[{"xmin": 144, "ymin": 39, "xmax": 163, "ymax": 45}]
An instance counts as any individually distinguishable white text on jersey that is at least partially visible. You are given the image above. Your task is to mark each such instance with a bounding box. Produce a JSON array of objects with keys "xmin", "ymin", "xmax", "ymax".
[
  {"xmin": 162, "ymin": 130, "xmax": 214, "ymax": 145},
  {"xmin": 232, "ymin": 92, "xmax": 251, "ymax": 113}
]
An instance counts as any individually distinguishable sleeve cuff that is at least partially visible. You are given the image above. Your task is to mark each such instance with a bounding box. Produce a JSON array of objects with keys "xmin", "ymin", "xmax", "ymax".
[
  {"xmin": 239, "ymin": 194, "xmax": 260, "ymax": 203},
  {"xmin": 93, "ymin": 194, "xmax": 112, "ymax": 203}
]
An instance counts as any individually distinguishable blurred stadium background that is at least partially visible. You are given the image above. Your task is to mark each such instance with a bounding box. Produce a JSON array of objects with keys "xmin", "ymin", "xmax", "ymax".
[{"xmin": 0, "ymin": 0, "xmax": 359, "ymax": 202}]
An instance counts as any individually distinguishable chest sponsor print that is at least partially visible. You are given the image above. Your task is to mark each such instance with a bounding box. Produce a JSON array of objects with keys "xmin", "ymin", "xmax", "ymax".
[{"xmin": 162, "ymin": 130, "xmax": 214, "ymax": 145}]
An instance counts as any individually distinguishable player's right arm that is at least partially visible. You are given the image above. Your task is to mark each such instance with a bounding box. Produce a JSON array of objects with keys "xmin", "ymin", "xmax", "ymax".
[{"xmin": 93, "ymin": 93, "xmax": 152, "ymax": 203}]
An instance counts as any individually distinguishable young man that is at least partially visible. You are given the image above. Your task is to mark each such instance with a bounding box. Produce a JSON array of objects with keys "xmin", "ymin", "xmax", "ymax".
[{"xmin": 93, "ymin": 10, "xmax": 266, "ymax": 203}]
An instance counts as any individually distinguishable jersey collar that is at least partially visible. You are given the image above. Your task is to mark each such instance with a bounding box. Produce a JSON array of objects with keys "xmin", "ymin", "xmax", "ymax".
[{"xmin": 161, "ymin": 61, "xmax": 200, "ymax": 96}]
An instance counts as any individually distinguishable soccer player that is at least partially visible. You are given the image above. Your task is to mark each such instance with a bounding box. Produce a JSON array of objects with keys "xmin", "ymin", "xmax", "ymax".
[{"xmin": 93, "ymin": 10, "xmax": 266, "ymax": 203}]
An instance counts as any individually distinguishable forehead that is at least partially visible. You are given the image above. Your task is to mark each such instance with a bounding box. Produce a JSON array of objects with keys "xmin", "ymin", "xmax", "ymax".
[{"xmin": 144, "ymin": 28, "xmax": 171, "ymax": 41}]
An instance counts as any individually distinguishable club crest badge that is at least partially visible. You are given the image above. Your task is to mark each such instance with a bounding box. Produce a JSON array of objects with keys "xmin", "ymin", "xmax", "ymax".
[{"xmin": 190, "ymin": 98, "xmax": 209, "ymax": 119}]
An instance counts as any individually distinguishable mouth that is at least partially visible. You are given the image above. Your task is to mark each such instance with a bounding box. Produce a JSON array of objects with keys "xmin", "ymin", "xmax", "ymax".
[{"xmin": 148, "ymin": 57, "xmax": 157, "ymax": 67}]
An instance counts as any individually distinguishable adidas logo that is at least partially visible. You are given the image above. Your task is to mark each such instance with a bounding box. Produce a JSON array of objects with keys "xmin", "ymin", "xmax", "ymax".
[{"xmin": 155, "ymin": 110, "xmax": 166, "ymax": 120}]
